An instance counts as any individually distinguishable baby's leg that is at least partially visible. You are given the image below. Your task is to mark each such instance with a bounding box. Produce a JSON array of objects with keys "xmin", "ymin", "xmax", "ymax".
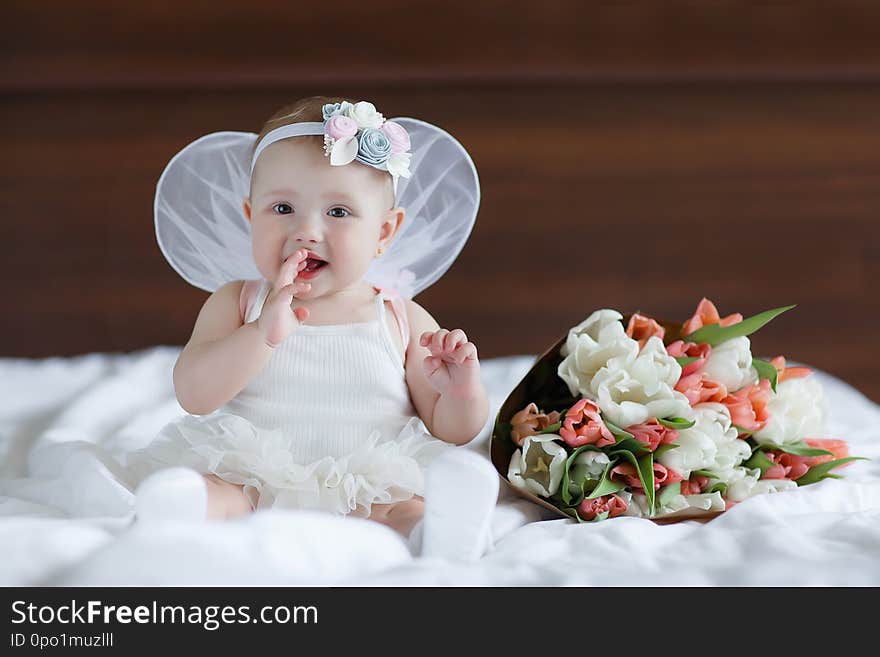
[
  {"xmin": 202, "ymin": 474, "xmax": 254, "ymax": 520},
  {"xmin": 369, "ymin": 495, "xmax": 425, "ymax": 537}
]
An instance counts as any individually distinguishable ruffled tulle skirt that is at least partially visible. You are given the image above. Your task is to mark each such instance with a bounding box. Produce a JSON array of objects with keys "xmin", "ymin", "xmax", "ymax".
[{"xmin": 124, "ymin": 413, "xmax": 453, "ymax": 518}]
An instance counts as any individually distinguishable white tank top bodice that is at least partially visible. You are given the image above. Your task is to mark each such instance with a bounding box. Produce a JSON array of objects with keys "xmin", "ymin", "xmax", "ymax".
[{"xmin": 219, "ymin": 280, "xmax": 418, "ymax": 464}]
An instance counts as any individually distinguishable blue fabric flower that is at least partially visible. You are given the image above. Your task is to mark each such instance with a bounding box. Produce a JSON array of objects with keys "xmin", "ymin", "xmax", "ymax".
[
  {"xmin": 322, "ymin": 101, "xmax": 352, "ymax": 121},
  {"xmin": 355, "ymin": 128, "xmax": 392, "ymax": 166}
]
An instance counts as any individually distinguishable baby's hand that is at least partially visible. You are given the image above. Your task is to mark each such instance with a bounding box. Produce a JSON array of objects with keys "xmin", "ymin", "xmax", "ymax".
[
  {"xmin": 419, "ymin": 329, "xmax": 482, "ymax": 400},
  {"xmin": 257, "ymin": 249, "xmax": 312, "ymax": 348}
]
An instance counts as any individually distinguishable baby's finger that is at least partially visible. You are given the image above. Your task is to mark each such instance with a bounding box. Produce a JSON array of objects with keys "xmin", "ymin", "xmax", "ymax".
[
  {"xmin": 443, "ymin": 329, "xmax": 467, "ymax": 353},
  {"xmin": 419, "ymin": 331, "xmax": 434, "ymax": 348},
  {"xmin": 456, "ymin": 342, "xmax": 478, "ymax": 363},
  {"xmin": 430, "ymin": 329, "xmax": 448, "ymax": 354},
  {"xmin": 274, "ymin": 258, "xmax": 298, "ymax": 292},
  {"xmin": 293, "ymin": 306, "xmax": 309, "ymax": 323},
  {"xmin": 422, "ymin": 354, "xmax": 439, "ymax": 374}
]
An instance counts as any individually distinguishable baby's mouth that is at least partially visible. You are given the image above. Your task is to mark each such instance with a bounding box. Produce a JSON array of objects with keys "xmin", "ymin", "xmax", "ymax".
[{"xmin": 301, "ymin": 255, "xmax": 328, "ymax": 275}]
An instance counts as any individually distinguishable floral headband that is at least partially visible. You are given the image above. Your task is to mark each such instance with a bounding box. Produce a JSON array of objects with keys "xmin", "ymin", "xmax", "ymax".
[
  {"xmin": 321, "ymin": 101, "xmax": 412, "ymax": 179},
  {"xmin": 249, "ymin": 100, "xmax": 413, "ymax": 185}
]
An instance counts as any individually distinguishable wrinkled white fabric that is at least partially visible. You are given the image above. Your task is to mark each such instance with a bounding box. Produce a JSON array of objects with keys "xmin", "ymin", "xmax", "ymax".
[{"xmin": 0, "ymin": 349, "xmax": 878, "ymax": 585}]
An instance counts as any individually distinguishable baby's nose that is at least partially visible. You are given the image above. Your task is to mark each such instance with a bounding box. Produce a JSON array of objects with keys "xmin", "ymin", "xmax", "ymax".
[{"xmin": 291, "ymin": 216, "xmax": 322, "ymax": 243}]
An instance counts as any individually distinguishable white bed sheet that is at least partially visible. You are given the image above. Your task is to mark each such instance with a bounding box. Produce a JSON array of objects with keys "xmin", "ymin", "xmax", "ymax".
[{"xmin": 1, "ymin": 346, "xmax": 878, "ymax": 586}]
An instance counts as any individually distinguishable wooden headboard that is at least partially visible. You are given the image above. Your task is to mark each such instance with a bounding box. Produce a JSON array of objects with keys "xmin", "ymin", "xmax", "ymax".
[{"xmin": 3, "ymin": 1, "xmax": 878, "ymax": 402}]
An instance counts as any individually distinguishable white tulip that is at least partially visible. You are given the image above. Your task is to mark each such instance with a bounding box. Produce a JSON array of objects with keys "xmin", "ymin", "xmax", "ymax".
[
  {"xmin": 703, "ymin": 336, "xmax": 758, "ymax": 392},
  {"xmin": 656, "ymin": 491, "xmax": 726, "ymax": 516},
  {"xmin": 558, "ymin": 310, "xmax": 638, "ymax": 398},
  {"xmin": 569, "ymin": 450, "xmax": 610, "ymax": 484},
  {"xmin": 752, "ymin": 374, "xmax": 830, "ymax": 446},
  {"xmin": 657, "ymin": 403, "xmax": 738, "ymax": 478},
  {"xmin": 724, "ymin": 466, "xmax": 798, "ymax": 502},
  {"xmin": 507, "ymin": 434, "xmax": 568, "ymax": 498}
]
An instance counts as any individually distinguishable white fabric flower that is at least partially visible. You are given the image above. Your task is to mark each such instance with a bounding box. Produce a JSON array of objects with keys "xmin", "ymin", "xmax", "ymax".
[
  {"xmin": 386, "ymin": 152, "xmax": 412, "ymax": 178},
  {"xmin": 752, "ymin": 373, "xmax": 830, "ymax": 446},
  {"xmin": 702, "ymin": 336, "xmax": 758, "ymax": 392},
  {"xmin": 657, "ymin": 402, "xmax": 738, "ymax": 479},
  {"xmin": 569, "ymin": 450, "xmax": 610, "ymax": 484},
  {"xmin": 346, "ymin": 101, "xmax": 385, "ymax": 129},
  {"xmin": 558, "ymin": 309, "xmax": 639, "ymax": 398},
  {"xmin": 507, "ymin": 434, "xmax": 567, "ymax": 498},
  {"xmin": 589, "ymin": 338, "xmax": 691, "ymax": 428}
]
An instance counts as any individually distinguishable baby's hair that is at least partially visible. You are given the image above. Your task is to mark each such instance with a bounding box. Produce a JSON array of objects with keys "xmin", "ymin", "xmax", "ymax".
[{"xmin": 249, "ymin": 95, "xmax": 396, "ymax": 208}]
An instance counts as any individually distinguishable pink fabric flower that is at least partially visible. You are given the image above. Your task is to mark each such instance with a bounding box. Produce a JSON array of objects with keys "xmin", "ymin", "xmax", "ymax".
[
  {"xmin": 509, "ymin": 402, "xmax": 561, "ymax": 448},
  {"xmin": 559, "ymin": 398, "xmax": 615, "ymax": 448},
  {"xmin": 681, "ymin": 298, "xmax": 743, "ymax": 337},
  {"xmin": 721, "ymin": 379, "xmax": 772, "ymax": 433},
  {"xmin": 379, "ymin": 121, "xmax": 411, "ymax": 154},
  {"xmin": 675, "ymin": 371, "xmax": 728, "ymax": 405},
  {"xmin": 666, "ymin": 340, "xmax": 712, "ymax": 376},
  {"xmin": 624, "ymin": 418, "xmax": 679, "ymax": 452},
  {"xmin": 770, "ymin": 355, "xmax": 813, "ymax": 383},
  {"xmin": 325, "ymin": 115, "xmax": 358, "ymax": 140},
  {"xmin": 577, "ymin": 494, "xmax": 628, "ymax": 521},
  {"xmin": 611, "ymin": 462, "xmax": 683, "ymax": 491},
  {"xmin": 625, "ymin": 313, "xmax": 665, "ymax": 350}
]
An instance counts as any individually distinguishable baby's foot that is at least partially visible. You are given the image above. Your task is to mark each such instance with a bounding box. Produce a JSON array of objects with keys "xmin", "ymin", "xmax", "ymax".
[
  {"xmin": 419, "ymin": 449, "xmax": 499, "ymax": 561},
  {"xmin": 134, "ymin": 467, "xmax": 208, "ymax": 524}
]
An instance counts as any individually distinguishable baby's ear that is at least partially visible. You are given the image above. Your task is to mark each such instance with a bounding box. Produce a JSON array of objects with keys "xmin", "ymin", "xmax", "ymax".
[
  {"xmin": 380, "ymin": 207, "xmax": 405, "ymax": 241},
  {"xmin": 242, "ymin": 198, "xmax": 252, "ymax": 222}
]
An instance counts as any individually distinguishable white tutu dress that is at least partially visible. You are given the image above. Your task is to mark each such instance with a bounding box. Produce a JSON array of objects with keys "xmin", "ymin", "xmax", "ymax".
[{"xmin": 125, "ymin": 278, "xmax": 453, "ymax": 517}]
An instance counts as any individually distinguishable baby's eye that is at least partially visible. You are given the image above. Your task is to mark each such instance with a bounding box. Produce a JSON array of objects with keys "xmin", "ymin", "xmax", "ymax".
[
  {"xmin": 273, "ymin": 203, "xmax": 293, "ymax": 215},
  {"xmin": 327, "ymin": 207, "xmax": 350, "ymax": 219}
]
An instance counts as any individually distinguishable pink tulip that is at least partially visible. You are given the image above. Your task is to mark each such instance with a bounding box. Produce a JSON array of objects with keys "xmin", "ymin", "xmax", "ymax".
[
  {"xmin": 770, "ymin": 355, "xmax": 813, "ymax": 383},
  {"xmin": 624, "ymin": 418, "xmax": 679, "ymax": 452},
  {"xmin": 682, "ymin": 298, "xmax": 743, "ymax": 337},
  {"xmin": 721, "ymin": 379, "xmax": 772, "ymax": 433},
  {"xmin": 676, "ymin": 372, "xmax": 728, "ymax": 405},
  {"xmin": 611, "ymin": 462, "xmax": 682, "ymax": 491},
  {"xmin": 625, "ymin": 313, "xmax": 665, "ymax": 350},
  {"xmin": 509, "ymin": 402, "xmax": 561, "ymax": 447},
  {"xmin": 666, "ymin": 340, "xmax": 712, "ymax": 376},
  {"xmin": 681, "ymin": 474, "xmax": 709, "ymax": 496},
  {"xmin": 577, "ymin": 494, "xmax": 628, "ymax": 521},
  {"xmin": 559, "ymin": 398, "xmax": 615, "ymax": 448}
]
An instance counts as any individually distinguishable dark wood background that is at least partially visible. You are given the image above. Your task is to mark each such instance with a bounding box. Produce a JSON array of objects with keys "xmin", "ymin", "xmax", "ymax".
[{"xmin": 3, "ymin": 1, "xmax": 879, "ymax": 402}]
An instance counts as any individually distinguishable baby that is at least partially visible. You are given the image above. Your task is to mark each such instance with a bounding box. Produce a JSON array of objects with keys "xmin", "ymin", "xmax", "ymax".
[{"xmin": 131, "ymin": 96, "xmax": 499, "ymax": 559}]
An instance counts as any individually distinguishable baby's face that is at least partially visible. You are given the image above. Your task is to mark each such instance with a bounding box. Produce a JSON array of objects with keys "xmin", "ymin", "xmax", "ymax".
[{"xmin": 244, "ymin": 139, "xmax": 400, "ymax": 300}]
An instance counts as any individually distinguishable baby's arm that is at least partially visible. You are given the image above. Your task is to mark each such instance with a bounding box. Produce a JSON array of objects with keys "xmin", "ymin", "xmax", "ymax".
[
  {"xmin": 403, "ymin": 299, "xmax": 489, "ymax": 445},
  {"xmin": 172, "ymin": 280, "xmax": 273, "ymax": 415},
  {"xmin": 174, "ymin": 251, "xmax": 311, "ymax": 415}
]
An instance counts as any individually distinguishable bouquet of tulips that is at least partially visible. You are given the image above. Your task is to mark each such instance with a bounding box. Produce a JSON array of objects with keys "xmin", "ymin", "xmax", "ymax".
[{"xmin": 491, "ymin": 299, "xmax": 865, "ymax": 523}]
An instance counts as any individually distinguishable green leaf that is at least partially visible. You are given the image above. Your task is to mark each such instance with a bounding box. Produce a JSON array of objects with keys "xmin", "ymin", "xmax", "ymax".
[
  {"xmin": 760, "ymin": 440, "xmax": 833, "ymax": 457},
  {"xmin": 752, "ymin": 358, "xmax": 779, "ymax": 393},
  {"xmin": 708, "ymin": 482, "xmax": 728, "ymax": 495},
  {"xmin": 658, "ymin": 417, "xmax": 696, "ymax": 430},
  {"xmin": 685, "ymin": 304, "xmax": 796, "ymax": 347},
  {"xmin": 585, "ymin": 462, "xmax": 626, "ymax": 500},
  {"xmin": 795, "ymin": 457, "xmax": 868, "ymax": 486},
  {"xmin": 692, "ymin": 469, "xmax": 716, "ymax": 479},
  {"xmin": 657, "ymin": 482, "xmax": 681, "ymax": 509},
  {"xmin": 653, "ymin": 443, "xmax": 680, "ymax": 459},
  {"xmin": 609, "ymin": 449, "xmax": 655, "ymax": 516},
  {"xmin": 560, "ymin": 444, "xmax": 602, "ymax": 506},
  {"xmin": 675, "ymin": 356, "xmax": 700, "ymax": 368},
  {"xmin": 602, "ymin": 417, "xmax": 635, "ymax": 442},
  {"xmin": 537, "ymin": 421, "xmax": 562, "ymax": 434},
  {"xmin": 590, "ymin": 511, "xmax": 610, "ymax": 523},
  {"xmin": 743, "ymin": 449, "xmax": 776, "ymax": 476},
  {"xmin": 613, "ymin": 437, "xmax": 652, "ymax": 455}
]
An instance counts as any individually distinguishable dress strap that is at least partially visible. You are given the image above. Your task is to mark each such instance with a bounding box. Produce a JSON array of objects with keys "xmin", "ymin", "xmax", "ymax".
[
  {"xmin": 374, "ymin": 286, "xmax": 410, "ymax": 348},
  {"xmin": 240, "ymin": 279, "xmax": 269, "ymax": 324}
]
